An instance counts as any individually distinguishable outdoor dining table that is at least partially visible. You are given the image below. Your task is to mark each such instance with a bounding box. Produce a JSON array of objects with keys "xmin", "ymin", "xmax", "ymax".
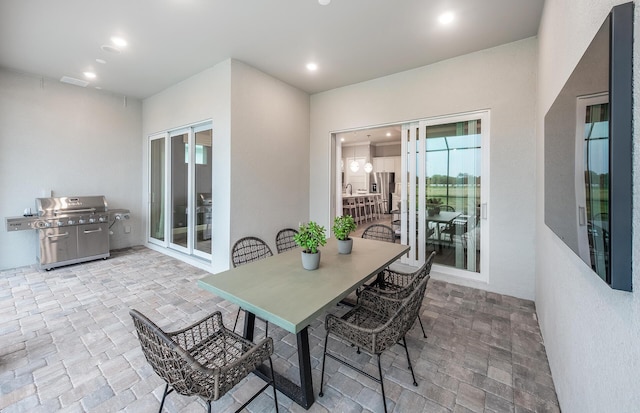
[
  {"xmin": 198, "ymin": 236, "xmax": 409, "ymax": 409},
  {"xmin": 427, "ymin": 210, "xmax": 462, "ymax": 242}
]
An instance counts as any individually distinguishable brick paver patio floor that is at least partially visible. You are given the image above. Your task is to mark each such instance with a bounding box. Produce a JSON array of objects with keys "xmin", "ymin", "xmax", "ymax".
[{"xmin": 0, "ymin": 246, "xmax": 560, "ymax": 412}]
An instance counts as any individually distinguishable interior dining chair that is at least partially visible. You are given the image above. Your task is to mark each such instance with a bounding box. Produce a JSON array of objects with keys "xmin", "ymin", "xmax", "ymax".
[
  {"xmin": 361, "ymin": 224, "xmax": 395, "ymax": 243},
  {"xmin": 360, "ymin": 250, "xmax": 435, "ymax": 338},
  {"xmin": 318, "ymin": 274, "xmax": 430, "ymax": 413},
  {"xmin": 440, "ymin": 215, "xmax": 470, "ymax": 246},
  {"xmin": 130, "ymin": 309, "xmax": 279, "ymax": 413},
  {"xmin": 231, "ymin": 236, "xmax": 273, "ymax": 334},
  {"xmin": 275, "ymin": 228, "xmax": 299, "ymax": 254}
]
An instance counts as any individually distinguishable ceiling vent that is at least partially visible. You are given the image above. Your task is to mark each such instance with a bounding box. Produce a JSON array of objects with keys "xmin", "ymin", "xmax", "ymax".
[
  {"xmin": 60, "ymin": 76, "xmax": 89, "ymax": 87},
  {"xmin": 101, "ymin": 45, "xmax": 121, "ymax": 54}
]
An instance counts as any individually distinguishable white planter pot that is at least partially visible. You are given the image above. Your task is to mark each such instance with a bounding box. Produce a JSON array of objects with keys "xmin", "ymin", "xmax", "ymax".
[
  {"xmin": 337, "ymin": 238, "xmax": 353, "ymax": 254},
  {"xmin": 301, "ymin": 250, "xmax": 321, "ymax": 270}
]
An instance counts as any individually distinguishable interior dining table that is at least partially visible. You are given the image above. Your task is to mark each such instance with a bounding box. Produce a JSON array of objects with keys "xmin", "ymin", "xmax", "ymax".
[{"xmin": 198, "ymin": 237, "xmax": 410, "ymax": 409}]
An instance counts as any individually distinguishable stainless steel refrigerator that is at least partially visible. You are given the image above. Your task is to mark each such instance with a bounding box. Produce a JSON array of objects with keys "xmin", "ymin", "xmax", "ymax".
[{"xmin": 373, "ymin": 172, "xmax": 395, "ymax": 213}]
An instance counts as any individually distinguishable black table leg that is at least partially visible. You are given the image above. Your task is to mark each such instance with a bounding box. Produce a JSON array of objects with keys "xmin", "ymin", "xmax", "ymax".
[
  {"xmin": 243, "ymin": 311, "xmax": 256, "ymax": 341},
  {"xmin": 243, "ymin": 313, "xmax": 315, "ymax": 409},
  {"xmin": 296, "ymin": 328, "xmax": 315, "ymax": 407}
]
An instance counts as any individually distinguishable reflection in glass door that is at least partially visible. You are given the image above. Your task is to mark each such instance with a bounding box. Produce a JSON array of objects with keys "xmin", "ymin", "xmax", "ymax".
[
  {"xmin": 576, "ymin": 93, "xmax": 609, "ymax": 281},
  {"xmin": 148, "ymin": 122, "xmax": 212, "ymax": 260},
  {"xmin": 400, "ymin": 112, "xmax": 488, "ymax": 278}
]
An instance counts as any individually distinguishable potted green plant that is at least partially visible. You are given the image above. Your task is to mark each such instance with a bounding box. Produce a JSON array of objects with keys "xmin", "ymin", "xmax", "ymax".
[
  {"xmin": 294, "ymin": 221, "xmax": 327, "ymax": 270},
  {"xmin": 333, "ymin": 215, "xmax": 357, "ymax": 254}
]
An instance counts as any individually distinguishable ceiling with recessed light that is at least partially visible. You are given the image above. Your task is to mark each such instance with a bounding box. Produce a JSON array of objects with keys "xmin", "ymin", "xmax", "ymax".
[{"xmin": 0, "ymin": 0, "xmax": 545, "ymax": 100}]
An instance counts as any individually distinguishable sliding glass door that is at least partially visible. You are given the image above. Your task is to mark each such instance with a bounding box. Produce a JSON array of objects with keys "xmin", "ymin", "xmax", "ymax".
[
  {"xmin": 400, "ymin": 111, "xmax": 488, "ymax": 279},
  {"xmin": 148, "ymin": 121, "xmax": 212, "ymax": 260}
]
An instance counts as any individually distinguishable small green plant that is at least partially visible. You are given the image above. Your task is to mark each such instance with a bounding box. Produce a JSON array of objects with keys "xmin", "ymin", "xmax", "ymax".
[
  {"xmin": 332, "ymin": 215, "xmax": 357, "ymax": 241},
  {"xmin": 294, "ymin": 221, "xmax": 327, "ymax": 254}
]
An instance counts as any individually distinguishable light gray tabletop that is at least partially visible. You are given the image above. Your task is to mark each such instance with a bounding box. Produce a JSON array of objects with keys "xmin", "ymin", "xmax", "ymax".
[
  {"xmin": 198, "ymin": 237, "xmax": 409, "ymax": 334},
  {"xmin": 427, "ymin": 210, "xmax": 461, "ymax": 224}
]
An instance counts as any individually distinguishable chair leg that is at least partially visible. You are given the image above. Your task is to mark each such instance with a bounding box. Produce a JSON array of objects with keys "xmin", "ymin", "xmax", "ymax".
[
  {"xmin": 158, "ymin": 382, "xmax": 170, "ymax": 413},
  {"xmin": 402, "ymin": 336, "xmax": 418, "ymax": 386},
  {"xmin": 377, "ymin": 355, "xmax": 388, "ymax": 413},
  {"xmin": 233, "ymin": 308, "xmax": 241, "ymax": 332},
  {"xmin": 318, "ymin": 331, "xmax": 329, "ymax": 397},
  {"xmin": 417, "ymin": 316, "xmax": 427, "ymax": 338},
  {"xmin": 207, "ymin": 400, "xmax": 212, "ymax": 413},
  {"xmin": 268, "ymin": 357, "xmax": 279, "ymax": 412}
]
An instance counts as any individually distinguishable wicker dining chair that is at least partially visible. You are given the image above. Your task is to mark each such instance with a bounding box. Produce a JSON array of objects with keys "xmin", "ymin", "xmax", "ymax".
[
  {"xmin": 360, "ymin": 251, "xmax": 435, "ymax": 338},
  {"xmin": 130, "ymin": 309, "xmax": 279, "ymax": 413},
  {"xmin": 275, "ymin": 228, "xmax": 298, "ymax": 254},
  {"xmin": 318, "ymin": 274, "xmax": 430, "ymax": 413},
  {"xmin": 231, "ymin": 237, "xmax": 273, "ymax": 334},
  {"xmin": 361, "ymin": 224, "xmax": 396, "ymax": 243}
]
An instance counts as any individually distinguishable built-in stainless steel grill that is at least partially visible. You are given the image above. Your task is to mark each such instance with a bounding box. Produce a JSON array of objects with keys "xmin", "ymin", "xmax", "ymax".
[
  {"xmin": 5, "ymin": 195, "xmax": 130, "ymax": 270},
  {"xmin": 35, "ymin": 196, "xmax": 110, "ymax": 270}
]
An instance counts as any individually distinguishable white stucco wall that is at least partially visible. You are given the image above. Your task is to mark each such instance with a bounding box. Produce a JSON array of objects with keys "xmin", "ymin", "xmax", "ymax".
[
  {"xmin": 0, "ymin": 69, "xmax": 143, "ymax": 270},
  {"xmin": 537, "ymin": 0, "xmax": 640, "ymax": 412},
  {"xmin": 229, "ymin": 60, "xmax": 310, "ymax": 250},
  {"xmin": 142, "ymin": 59, "xmax": 309, "ymax": 272},
  {"xmin": 310, "ymin": 38, "xmax": 538, "ymax": 300},
  {"xmin": 142, "ymin": 61, "xmax": 232, "ymax": 272}
]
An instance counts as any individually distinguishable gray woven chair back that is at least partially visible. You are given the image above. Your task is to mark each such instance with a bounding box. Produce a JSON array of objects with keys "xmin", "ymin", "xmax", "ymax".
[
  {"xmin": 382, "ymin": 251, "xmax": 435, "ymax": 300},
  {"xmin": 395, "ymin": 274, "xmax": 430, "ymax": 344},
  {"xmin": 361, "ymin": 224, "xmax": 395, "ymax": 243},
  {"xmin": 130, "ymin": 309, "xmax": 202, "ymax": 398},
  {"xmin": 231, "ymin": 236, "xmax": 273, "ymax": 267},
  {"xmin": 275, "ymin": 228, "xmax": 298, "ymax": 254},
  {"xmin": 369, "ymin": 274, "xmax": 430, "ymax": 354}
]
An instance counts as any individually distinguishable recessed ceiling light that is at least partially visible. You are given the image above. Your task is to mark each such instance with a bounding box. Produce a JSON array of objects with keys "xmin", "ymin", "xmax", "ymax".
[
  {"xmin": 318, "ymin": 0, "xmax": 331, "ymax": 5},
  {"xmin": 386, "ymin": 132, "xmax": 391, "ymax": 137},
  {"xmin": 438, "ymin": 12, "xmax": 455, "ymax": 25},
  {"xmin": 306, "ymin": 62, "xmax": 318, "ymax": 71},
  {"xmin": 111, "ymin": 36, "xmax": 127, "ymax": 47},
  {"xmin": 83, "ymin": 72, "xmax": 97, "ymax": 79},
  {"xmin": 341, "ymin": 137, "xmax": 345, "ymax": 142},
  {"xmin": 96, "ymin": 58, "xmax": 106, "ymax": 64},
  {"xmin": 95, "ymin": 86, "xmax": 102, "ymax": 90},
  {"xmin": 101, "ymin": 45, "xmax": 121, "ymax": 54}
]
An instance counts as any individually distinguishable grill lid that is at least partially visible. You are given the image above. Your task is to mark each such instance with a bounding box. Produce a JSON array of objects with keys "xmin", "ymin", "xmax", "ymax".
[{"xmin": 36, "ymin": 196, "xmax": 108, "ymax": 217}]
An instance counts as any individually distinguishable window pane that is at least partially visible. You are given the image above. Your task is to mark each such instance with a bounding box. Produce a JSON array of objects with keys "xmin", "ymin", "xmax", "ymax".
[
  {"xmin": 171, "ymin": 133, "xmax": 188, "ymax": 248},
  {"xmin": 150, "ymin": 138, "xmax": 165, "ymax": 241},
  {"xmin": 194, "ymin": 128, "xmax": 212, "ymax": 254},
  {"xmin": 425, "ymin": 120, "xmax": 481, "ymax": 272}
]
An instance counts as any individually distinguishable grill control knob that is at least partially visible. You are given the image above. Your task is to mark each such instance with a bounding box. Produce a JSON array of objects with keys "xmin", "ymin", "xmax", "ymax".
[
  {"xmin": 78, "ymin": 219, "xmax": 86, "ymax": 224},
  {"xmin": 68, "ymin": 220, "xmax": 75, "ymax": 225},
  {"xmin": 99, "ymin": 216, "xmax": 107, "ymax": 223},
  {"xmin": 43, "ymin": 222, "xmax": 51, "ymax": 228},
  {"xmin": 89, "ymin": 218, "xmax": 96, "ymax": 223},
  {"xmin": 57, "ymin": 221, "xmax": 64, "ymax": 227}
]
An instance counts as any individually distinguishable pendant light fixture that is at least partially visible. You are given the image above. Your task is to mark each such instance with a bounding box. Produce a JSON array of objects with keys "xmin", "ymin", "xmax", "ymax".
[
  {"xmin": 349, "ymin": 145, "xmax": 359, "ymax": 173},
  {"xmin": 363, "ymin": 135, "xmax": 373, "ymax": 173}
]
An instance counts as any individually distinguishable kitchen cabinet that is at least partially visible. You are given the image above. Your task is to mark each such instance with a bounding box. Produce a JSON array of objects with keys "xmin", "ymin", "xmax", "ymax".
[{"xmin": 373, "ymin": 156, "xmax": 401, "ymax": 176}]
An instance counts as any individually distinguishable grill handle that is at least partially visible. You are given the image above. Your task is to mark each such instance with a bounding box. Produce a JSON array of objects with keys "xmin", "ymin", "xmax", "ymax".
[
  {"xmin": 47, "ymin": 232, "xmax": 69, "ymax": 238},
  {"xmin": 54, "ymin": 208, "xmax": 97, "ymax": 215},
  {"xmin": 83, "ymin": 228, "xmax": 103, "ymax": 234}
]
